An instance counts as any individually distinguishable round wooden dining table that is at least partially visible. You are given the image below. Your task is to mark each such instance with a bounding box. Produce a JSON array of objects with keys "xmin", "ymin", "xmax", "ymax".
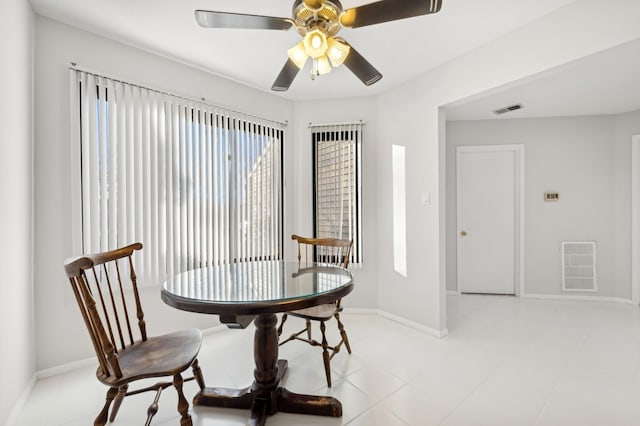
[{"xmin": 161, "ymin": 260, "xmax": 354, "ymax": 426}]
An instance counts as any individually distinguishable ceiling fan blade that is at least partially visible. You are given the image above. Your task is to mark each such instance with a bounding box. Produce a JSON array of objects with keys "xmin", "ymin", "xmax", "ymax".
[
  {"xmin": 340, "ymin": 0, "xmax": 442, "ymax": 28},
  {"xmin": 195, "ymin": 10, "xmax": 293, "ymax": 30},
  {"xmin": 271, "ymin": 59, "xmax": 301, "ymax": 91},
  {"xmin": 342, "ymin": 43, "xmax": 382, "ymax": 86}
]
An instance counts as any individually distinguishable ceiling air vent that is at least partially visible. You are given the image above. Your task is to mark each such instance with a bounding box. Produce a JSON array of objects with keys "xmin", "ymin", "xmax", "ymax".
[{"xmin": 493, "ymin": 104, "xmax": 524, "ymax": 115}]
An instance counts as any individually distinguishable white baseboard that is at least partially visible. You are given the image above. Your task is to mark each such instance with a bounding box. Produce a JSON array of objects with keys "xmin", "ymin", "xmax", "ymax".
[
  {"xmin": 447, "ymin": 291, "xmax": 634, "ymax": 306},
  {"xmin": 341, "ymin": 308, "xmax": 448, "ymax": 337},
  {"xmin": 6, "ymin": 373, "xmax": 37, "ymax": 426},
  {"xmin": 37, "ymin": 356, "xmax": 96, "ymax": 379},
  {"xmin": 376, "ymin": 310, "xmax": 448, "ymax": 338},
  {"xmin": 342, "ymin": 307, "xmax": 378, "ymax": 315},
  {"xmin": 37, "ymin": 325, "xmax": 228, "ymax": 380},
  {"xmin": 522, "ymin": 293, "xmax": 635, "ymax": 305}
]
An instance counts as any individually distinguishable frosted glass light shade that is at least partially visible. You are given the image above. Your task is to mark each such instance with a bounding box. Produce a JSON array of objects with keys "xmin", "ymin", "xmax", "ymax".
[
  {"xmin": 327, "ymin": 37, "xmax": 350, "ymax": 67},
  {"xmin": 303, "ymin": 29, "xmax": 328, "ymax": 59},
  {"xmin": 315, "ymin": 55, "xmax": 332, "ymax": 75},
  {"xmin": 287, "ymin": 40, "xmax": 308, "ymax": 69}
]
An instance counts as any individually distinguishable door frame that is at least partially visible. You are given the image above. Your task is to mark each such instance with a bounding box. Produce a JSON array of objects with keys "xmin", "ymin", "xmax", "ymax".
[
  {"xmin": 456, "ymin": 144, "xmax": 525, "ymax": 296},
  {"xmin": 632, "ymin": 135, "xmax": 640, "ymax": 305}
]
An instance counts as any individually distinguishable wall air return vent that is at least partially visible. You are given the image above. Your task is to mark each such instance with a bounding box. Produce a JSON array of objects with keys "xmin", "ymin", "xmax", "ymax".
[
  {"xmin": 493, "ymin": 104, "xmax": 524, "ymax": 115},
  {"xmin": 561, "ymin": 241, "xmax": 597, "ymax": 292}
]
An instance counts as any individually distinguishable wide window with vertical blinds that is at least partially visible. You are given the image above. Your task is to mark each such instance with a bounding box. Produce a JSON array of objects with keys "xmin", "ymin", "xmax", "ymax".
[
  {"xmin": 71, "ymin": 69, "xmax": 285, "ymax": 286},
  {"xmin": 311, "ymin": 122, "xmax": 362, "ymax": 264}
]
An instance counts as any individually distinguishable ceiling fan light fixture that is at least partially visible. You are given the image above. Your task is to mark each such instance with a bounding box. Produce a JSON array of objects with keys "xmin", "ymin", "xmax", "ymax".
[
  {"xmin": 327, "ymin": 37, "xmax": 350, "ymax": 67},
  {"xmin": 303, "ymin": 29, "xmax": 328, "ymax": 58},
  {"xmin": 287, "ymin": 40, "xmax": 309, "ymax": 69},
  {"xmin": 315, "ymin": 55, "xmax": 332, "ymax": 75}
]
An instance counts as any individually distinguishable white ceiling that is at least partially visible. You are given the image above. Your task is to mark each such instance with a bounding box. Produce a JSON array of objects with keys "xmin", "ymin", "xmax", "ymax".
[
  {"xmin": 445, "ymin": 38, "xmax": 640, "ymax": 121},
  {"xmin": 29, "ymin": 0, "xmax": 579, "ymax": 102},
  {"xmin": 30, "ymin": 0, "xmax": 639, "ymax": 119}
]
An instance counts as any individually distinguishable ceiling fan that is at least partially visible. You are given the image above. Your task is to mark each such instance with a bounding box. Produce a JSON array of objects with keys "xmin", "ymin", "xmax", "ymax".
[{"xmin": 195, "ymin": 0, "xmax": 443, "ymax": 91}]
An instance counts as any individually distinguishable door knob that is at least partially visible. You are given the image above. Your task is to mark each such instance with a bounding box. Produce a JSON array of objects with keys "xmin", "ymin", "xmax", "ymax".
[{"xmin": 460, "ymin": 230, "xmax": 467, "ymax": 237}]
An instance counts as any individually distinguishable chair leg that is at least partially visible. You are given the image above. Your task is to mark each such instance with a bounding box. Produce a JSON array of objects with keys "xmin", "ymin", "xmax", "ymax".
[
  {"xmin": 145, "ymin": 386, "xmax": 163, "ymax": 426},
  {"xmin": 306, "ymin": 319, "xmax": 313, "ymax": 340},
  {"xmin": 94, "ymin": 387, "xmax": 118, "ymax": 426},
  {"xmin": 277, "ymin": 313, "xmax": 288, "ymax": 337},
  {"xmin": 174, "ymin": 373, "xmax": 193, "ymax": 426},
  {"xmin": 335, "ymin": 312, "xmax": 352, "ymax": 354},
  {"xmin": 108, "ymin": 384, "xmax": 128, "ymax": 422},
  {"xmin": 320, "ymin": 321, "xmax": 332, "ymax": 388},
  {"xmin": 191, "ymin": 359, "xmax": 206, "ymax": 391}
]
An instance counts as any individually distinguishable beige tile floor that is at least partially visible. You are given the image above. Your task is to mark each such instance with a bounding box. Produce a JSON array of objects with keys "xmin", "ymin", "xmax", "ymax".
[{"xmin": 13, "ymin": 294, "xmax": 640, "ymax": 425}]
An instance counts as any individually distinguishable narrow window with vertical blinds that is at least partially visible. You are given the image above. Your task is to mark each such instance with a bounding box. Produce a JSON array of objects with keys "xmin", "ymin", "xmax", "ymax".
[
  {"xmin": 311, "ymin": 122, "xmax": 362, "ymax": 264},
  {"xmin": 71, "ymin": 69, "xmax": 285, "ymax": 286}
]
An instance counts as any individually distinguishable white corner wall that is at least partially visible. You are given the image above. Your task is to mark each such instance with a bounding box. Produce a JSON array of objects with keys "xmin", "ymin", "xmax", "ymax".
[
  {"xmin": 375, "ymin": 0, "xmax": 640, "ymax": 333},
  {"xmin": 0, "ymin": 0, "xmax": 35, "ymax": 423},
  {"xmin": 33, "ymin": 16, "xmax": 295, "ymax": 370}
]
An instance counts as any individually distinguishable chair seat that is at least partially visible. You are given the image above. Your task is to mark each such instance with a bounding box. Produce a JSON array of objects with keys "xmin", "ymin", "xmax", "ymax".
[
  {"xmin": 98, "ymin": 328, "xmax": 203, "ymax": 386},
  {"xmin": 288, "ymin": 302, "xmax": 342, "ymax": 321}
]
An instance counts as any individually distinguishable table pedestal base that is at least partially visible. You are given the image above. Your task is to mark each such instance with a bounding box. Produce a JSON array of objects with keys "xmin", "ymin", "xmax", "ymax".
[
  {"xmin": 194, "ymin": 360, "xmax": 342, "ymax": 424},
  {"xmin": 194, "ymin": 315, "xmax": 342, "ymax": 425}
]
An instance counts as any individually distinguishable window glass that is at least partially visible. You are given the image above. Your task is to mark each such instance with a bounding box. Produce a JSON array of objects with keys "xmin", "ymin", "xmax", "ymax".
[{"xmin": 311, "ymin": 123, "xmax": 362, "ymax": 263}]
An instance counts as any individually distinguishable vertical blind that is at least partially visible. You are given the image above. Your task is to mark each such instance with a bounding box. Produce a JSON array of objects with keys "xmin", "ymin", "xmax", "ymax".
[
  {"xmin": 73, "ymin": 69, "xmax": 285, "ymax": 286},
  {"xmin": 311, "ymin": 122, "xmax": 362, "ymax": 263}
]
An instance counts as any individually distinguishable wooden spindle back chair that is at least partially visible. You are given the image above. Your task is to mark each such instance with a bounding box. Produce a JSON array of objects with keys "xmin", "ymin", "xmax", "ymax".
[
  {"xmin": 64, "ymin": 242, "xmax": 205, "ymax": 426},
  {"xmin": 293, "ymin": 234, "xmax": 353, "ymax": 269},
  {"xmin": 277, "ymin": 234, "xmax": 353, "ymax": 387}
]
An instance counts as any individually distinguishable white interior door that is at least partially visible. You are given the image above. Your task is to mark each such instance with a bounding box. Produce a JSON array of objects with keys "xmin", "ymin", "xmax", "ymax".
[{"xmin": 457, "ymin": 145, "xmax": 522, "ymax": 295}]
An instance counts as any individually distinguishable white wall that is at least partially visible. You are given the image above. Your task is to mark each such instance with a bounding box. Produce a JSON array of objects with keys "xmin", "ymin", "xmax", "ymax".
[
  {"xmin": 0, "ymin": 0, "xmax": 35, "ymax": 423},
  {"xmin": 376, "ymin": 0, "xmax": 640, "ymax": 333},
  {"xmin": 446, "ymin": 116, "xmax": 619, "ymax": 297},
  {"xmin": 292, "ymin": 98, "xmax": 379, "ymax": 309},
  {"xmin": 33, "ymin": 17, "xmax": 296, "ymax": 370}
]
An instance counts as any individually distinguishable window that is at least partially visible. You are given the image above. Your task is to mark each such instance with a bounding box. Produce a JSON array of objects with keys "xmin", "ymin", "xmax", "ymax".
[
  {"xmin": 392, "ymin": 145, "xmax": 407, "ymax": 276},
  {"xmin": 71, "ymin": 69, "xmax": 284, "ymax": 286},
  {"xmin": 311, "ymin": 122, "xmax": 363, "ymax": 263}
]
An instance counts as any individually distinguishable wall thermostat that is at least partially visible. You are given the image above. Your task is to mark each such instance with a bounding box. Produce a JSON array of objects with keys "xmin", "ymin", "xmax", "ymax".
[{"xmin": 544, "ymin": 192, "xmax": 559, "ymax": 201}]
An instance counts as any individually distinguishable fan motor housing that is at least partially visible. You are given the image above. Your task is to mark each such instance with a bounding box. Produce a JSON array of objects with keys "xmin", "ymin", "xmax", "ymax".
[{"xmin": 292, "ymin": 0, "xmax": 343, "ymax": 36}]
